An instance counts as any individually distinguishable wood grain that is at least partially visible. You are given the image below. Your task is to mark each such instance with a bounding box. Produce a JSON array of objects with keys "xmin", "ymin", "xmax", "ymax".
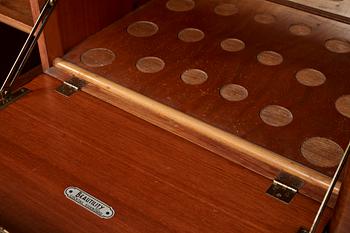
[
  {"xmin": 330, "ymin": 162, "xmax": 350, "ymax": 233},
  {"xmin": 61, "ymin": 0, "xmax": 350, "ymax": 177},
  {"xmin": 220, "ymin": 38, "xmax": 246, "ymax": 52},
  {"xmin": 295, "ymin": 68, "xmax": 327, "ymax": 87},
  {"xmin": 267, "ymin": 0, "xmax": 350, "ymax": 24},
  {"xmin": 127, "ymin": 21, "xmax": 159, "ymax": 37},
  {"xmin": 0, "ymin": 75, "xmax": 332, "ymax": 233},
  {"xmin": 0, "ymin": 0, "xmax": 33, "ymax": 33},
  {"xmin": 259, "ymin": 105, "xmax": 294, "ymax": 127},
  {"xmin": 335, "ymin": 95, "xmax": 350, "ymax": 118},
  {"xmin": 166, "ymin": 0, "xmax": 195, "ymax": 12},
  {"xmin": 53, "ymin": 59, "xmax": 341, "ymax": 205},
  {"xmin": 136, "ymin": 56, "xmax": 165, "ymax": 73},
  {"xmin": 220, "ymin": 84, "xmax": 248, "ymax": 102},
  {"xmin": 30, "ymin": 0, "xmax": 150, "ymax": 69},
  {"xmin": 301, "ymin": 137, "xmax": 344, "ymax": 168}
]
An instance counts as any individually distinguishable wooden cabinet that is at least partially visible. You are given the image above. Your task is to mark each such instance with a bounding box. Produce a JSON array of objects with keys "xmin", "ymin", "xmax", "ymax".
[
  {"xmin": 0, "ymin": 0, "xmax": 349, "ymax": 232},
  {"xmin": 0, "ymin": 0, "xmax": 33, "ymax": 33}
]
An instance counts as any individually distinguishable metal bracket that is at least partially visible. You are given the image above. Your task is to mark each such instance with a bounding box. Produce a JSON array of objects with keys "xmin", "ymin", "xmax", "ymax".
[
  {"xmin": 56, "ymin": 77, "xmax": 86, "ymax": 97},
  {"xmin": 0, "ymin": 88, "xmax": 31, "ymax": 110},
  {"xmin": 0, "ymin": 0, "xmax": 57, "ymax": 110},
  {"xmin": 266, "ymin": 172, "xmax": 304, "ymax": 203}
]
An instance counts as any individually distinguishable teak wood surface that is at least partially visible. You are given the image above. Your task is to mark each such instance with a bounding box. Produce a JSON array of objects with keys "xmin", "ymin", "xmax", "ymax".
[
  {"xmin": 331, "ymin": 162, "xmax": 350, "ymax": 233},
  {"xmin": 30, "ymin": 0, "xmax": 150, "ymax": 69},
  {"xmin": 0, "ymin": 75, "xmax": 331, "ymax": 233},
  {"xmin": 0, "ymin": 0, "xmax": 33, "ymax": 33},
  {"xmin": 268, "ymin": 0, "xmax": 350, "ymax": 24},
  {"xmin": 62, "ymin": 0, "xmax": 350, "ymax": 176},
  {"xmin": 55, "ymin": 0, "xmax": 350, "ymax": 203},
  {"xmin": 52, "ymin": 59, "xmax": 340, "ymax": 206}
]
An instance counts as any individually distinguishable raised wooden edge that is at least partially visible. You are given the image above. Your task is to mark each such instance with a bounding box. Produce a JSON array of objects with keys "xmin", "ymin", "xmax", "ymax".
[
  {"xmin": 52, "ymin": 58, "xmax": 341, "ymax": 206},
  {"xmin": 0, "ymin": 12, "xmax": 32, "ymax": 33},
  {"xmin": 267, "ymin": 0, "xmax": 350, "ymax": 25}
]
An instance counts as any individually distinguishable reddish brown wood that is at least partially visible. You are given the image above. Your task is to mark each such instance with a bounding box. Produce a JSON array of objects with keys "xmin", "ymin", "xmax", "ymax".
[
  {"xmin": 331, "ymin": 162, "xmax": 350, "ymax": 233},
  {"xmin": 267, "ymin": 0, "xmax": 350, "ymax": 24},
  {"xmin": 30, "ymin": 0, "xmax": 150, "ymax": 69},
  {"xmin": 0, "ymin": 0, "xmax": 33, "ymax": 32},
  {"xmin": 0, "ymin": 75, "xmax": 331, "ymax": 233},
  {"xmin": 62, "ymin": 0, "xmax": 350, "ymax": 177}
]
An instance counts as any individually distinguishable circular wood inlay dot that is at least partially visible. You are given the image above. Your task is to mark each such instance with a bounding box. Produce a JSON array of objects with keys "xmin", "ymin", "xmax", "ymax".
[
  {"xmin": 254, "ymin": 13, "xmax": 276, "ymax": 24},
  {"xmin": 136, "ymin": 57, "xmax": 165, "ymax": 73},
  {"xmin": 325, "ymin": 39, "xmax": 350, "ymax": 53},
  {"xmin": 221, "ymin": 38, "xmax": 245, "ymax": 52},
  {"xmin": 214, "ymin": 3, "xmax": 238, "ymax": 16},
  {"xmin": 127, "ymin": 21, "xmax": 159, "ymax": 37},
  {"xmin": 178, "ymin": 28, "xmax": 205, "ymax": 42},
  {"xmin": 296, "ymin": 68, "xmax": 326, "ymax": 87},
  {"xmin": 257, "ymin": 51, "xmax": 283, "ymax": 66},
  {"xmin": 81, "ymin": 48, "xmax": 116, "ymax": 67},
  {"xmin": 166, "ymin": 0, "xmax": 195, "ymax": 12},
  {"xmin": 260, "ymin": 105, "xmax": 293, "ymax": 127},
  {"xmin": 181, "ymin": 69, "xmax": 208, "ymax": 85},
  {"xmin": 335, "ymin": 95, "xmax": 350, "ymax": 118},
  {"xmin": 220, "ymin": 84, "xmax": 248, "ymax": 102},
  {"xmin": 289, "ymin": 24, "xmax": 312, "ymax": 36},
  {"xmin": 301, "ymin": 137, "xmax": 344, "ymax": 167}
]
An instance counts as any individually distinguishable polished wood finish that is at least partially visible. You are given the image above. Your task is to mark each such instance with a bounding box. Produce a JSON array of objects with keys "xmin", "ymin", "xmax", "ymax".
[
  {"xmin": 60, "ymin": 0, "xmax": 350, "ymax": 176},
  {"xmin": 268, "ymin": 0, "xmax": 350, "ymax": 24},
  {"xmin": 331, "ymin": 162, "xmax": 350, "ymax": 233},
  {"xmin": 52, "ymin": 59, "xmax": 340, "ymax": 205},
  {"xmin": 0, "ymin": 0, "xmax": 33, "ymax": 33},
  {"xmin": 0, "ymin": 75, "xmax": 331, "ymax": 233},
  {"xmin": 30, "ymin": 0, "xmax": 149, "ymax": 69}
]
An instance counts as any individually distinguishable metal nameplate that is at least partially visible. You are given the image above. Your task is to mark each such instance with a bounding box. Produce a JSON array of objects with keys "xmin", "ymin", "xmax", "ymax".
[{"xmin": 64, "ymin": 187, "xmax": 115, "ymax": 219}]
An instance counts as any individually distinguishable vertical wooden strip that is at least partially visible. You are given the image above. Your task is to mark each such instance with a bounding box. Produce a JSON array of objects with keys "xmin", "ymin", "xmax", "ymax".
[{"xmin": 330, "ymin": 163, "xmax": 350, "ymax": 233}]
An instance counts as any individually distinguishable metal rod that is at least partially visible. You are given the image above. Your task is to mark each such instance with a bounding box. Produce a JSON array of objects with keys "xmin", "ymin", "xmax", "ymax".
[
  {"xmin": 8, "ymin": 3, "xmax": 56, "ymax": 88},
  {"xmin": 309, "ymin": 141, "xmax": 350, "ymax": 233},
  {"xmin": 0, "ymin": 0, "xmax": 57, "ymax": 95}
]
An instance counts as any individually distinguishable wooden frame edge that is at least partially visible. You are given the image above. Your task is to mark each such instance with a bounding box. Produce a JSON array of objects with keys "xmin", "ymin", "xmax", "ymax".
[{"xmin": 52, "ymin": 58, "xmax": 341, "ymax": 205}]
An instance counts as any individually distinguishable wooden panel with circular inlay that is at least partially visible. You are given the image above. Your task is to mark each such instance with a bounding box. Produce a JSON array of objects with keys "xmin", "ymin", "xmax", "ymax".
[
  {"xmin": 220, "ymin": 84, "xmax": 248, "ymax": 102},
  {"xmin": 81, "ymin": 48, "xmax": 116, "ymax": 67},
  {"xmin": 296, "ymin": 68, "xmax": 326, "ymax": 87},
  {"xmin": 166, "ymin": 0, "xmax": 195, "ymax": 12},
  {"xmin": 64, "ymin": 0, "xmax": 350, "ymax": 176},
  {"xmin": 289, "ymin": 24, "xmax": 312, "ymax": 36},
  {"xmin": 178, "ymin": 28, "xmax": 205, "ymax": 42},
  {"xmin": 301, "ymin": 137, "xmax": 344, "ymax": 168},
  {"xmin": 257, "ymin": 51, "xmax": 283, "ymax": 66},
  {"xmin": 127, "ymin": 21, "xmax": 159, "ymax": 37},
  {"xmin": 254, "ymin": 13, "xmax": 276, "ymax": 24},
  {"xmin": 336, "ymin": 95, "xmax": 350, "ymax": 118},
  {"xmin": 214, "ymin": 3, "xmax": 239, "ymax": 16},
  {"xmin": 260, "ymin": 105, "xmax": 293, "ymax": 127},
  {"xmin": 325, "ymin": 39, "xmax": 350, "ymax": 53},
  {"xmin": 221, "ymin": 39, "xmax": 245, "ymax": 52},
  {"xmin": 136, "ymin": 57, "xmax": 165, "ymax": 73},
  {"xmin": 181, "ymin": 69, "xmax": 208, "ymax": 85}
]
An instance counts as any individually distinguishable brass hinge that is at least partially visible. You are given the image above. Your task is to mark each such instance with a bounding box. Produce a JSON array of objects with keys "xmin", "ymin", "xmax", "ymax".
[
  {"xmin": 56, "ymin": 77, "xmax": 86, "ymax": 97},
  {"xmin": 266, "ymin": 172, "xmax": 304, "ymax": 203},
  {"xmin": 0, "ymin": 88, "xmax": 31, "ymax": 110}
]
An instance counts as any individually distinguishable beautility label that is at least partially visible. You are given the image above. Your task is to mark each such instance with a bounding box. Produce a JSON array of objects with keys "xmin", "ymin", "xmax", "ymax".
[{"xmin": 64, "ymin": 187, "xmax": 115, "ymax": 219}]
